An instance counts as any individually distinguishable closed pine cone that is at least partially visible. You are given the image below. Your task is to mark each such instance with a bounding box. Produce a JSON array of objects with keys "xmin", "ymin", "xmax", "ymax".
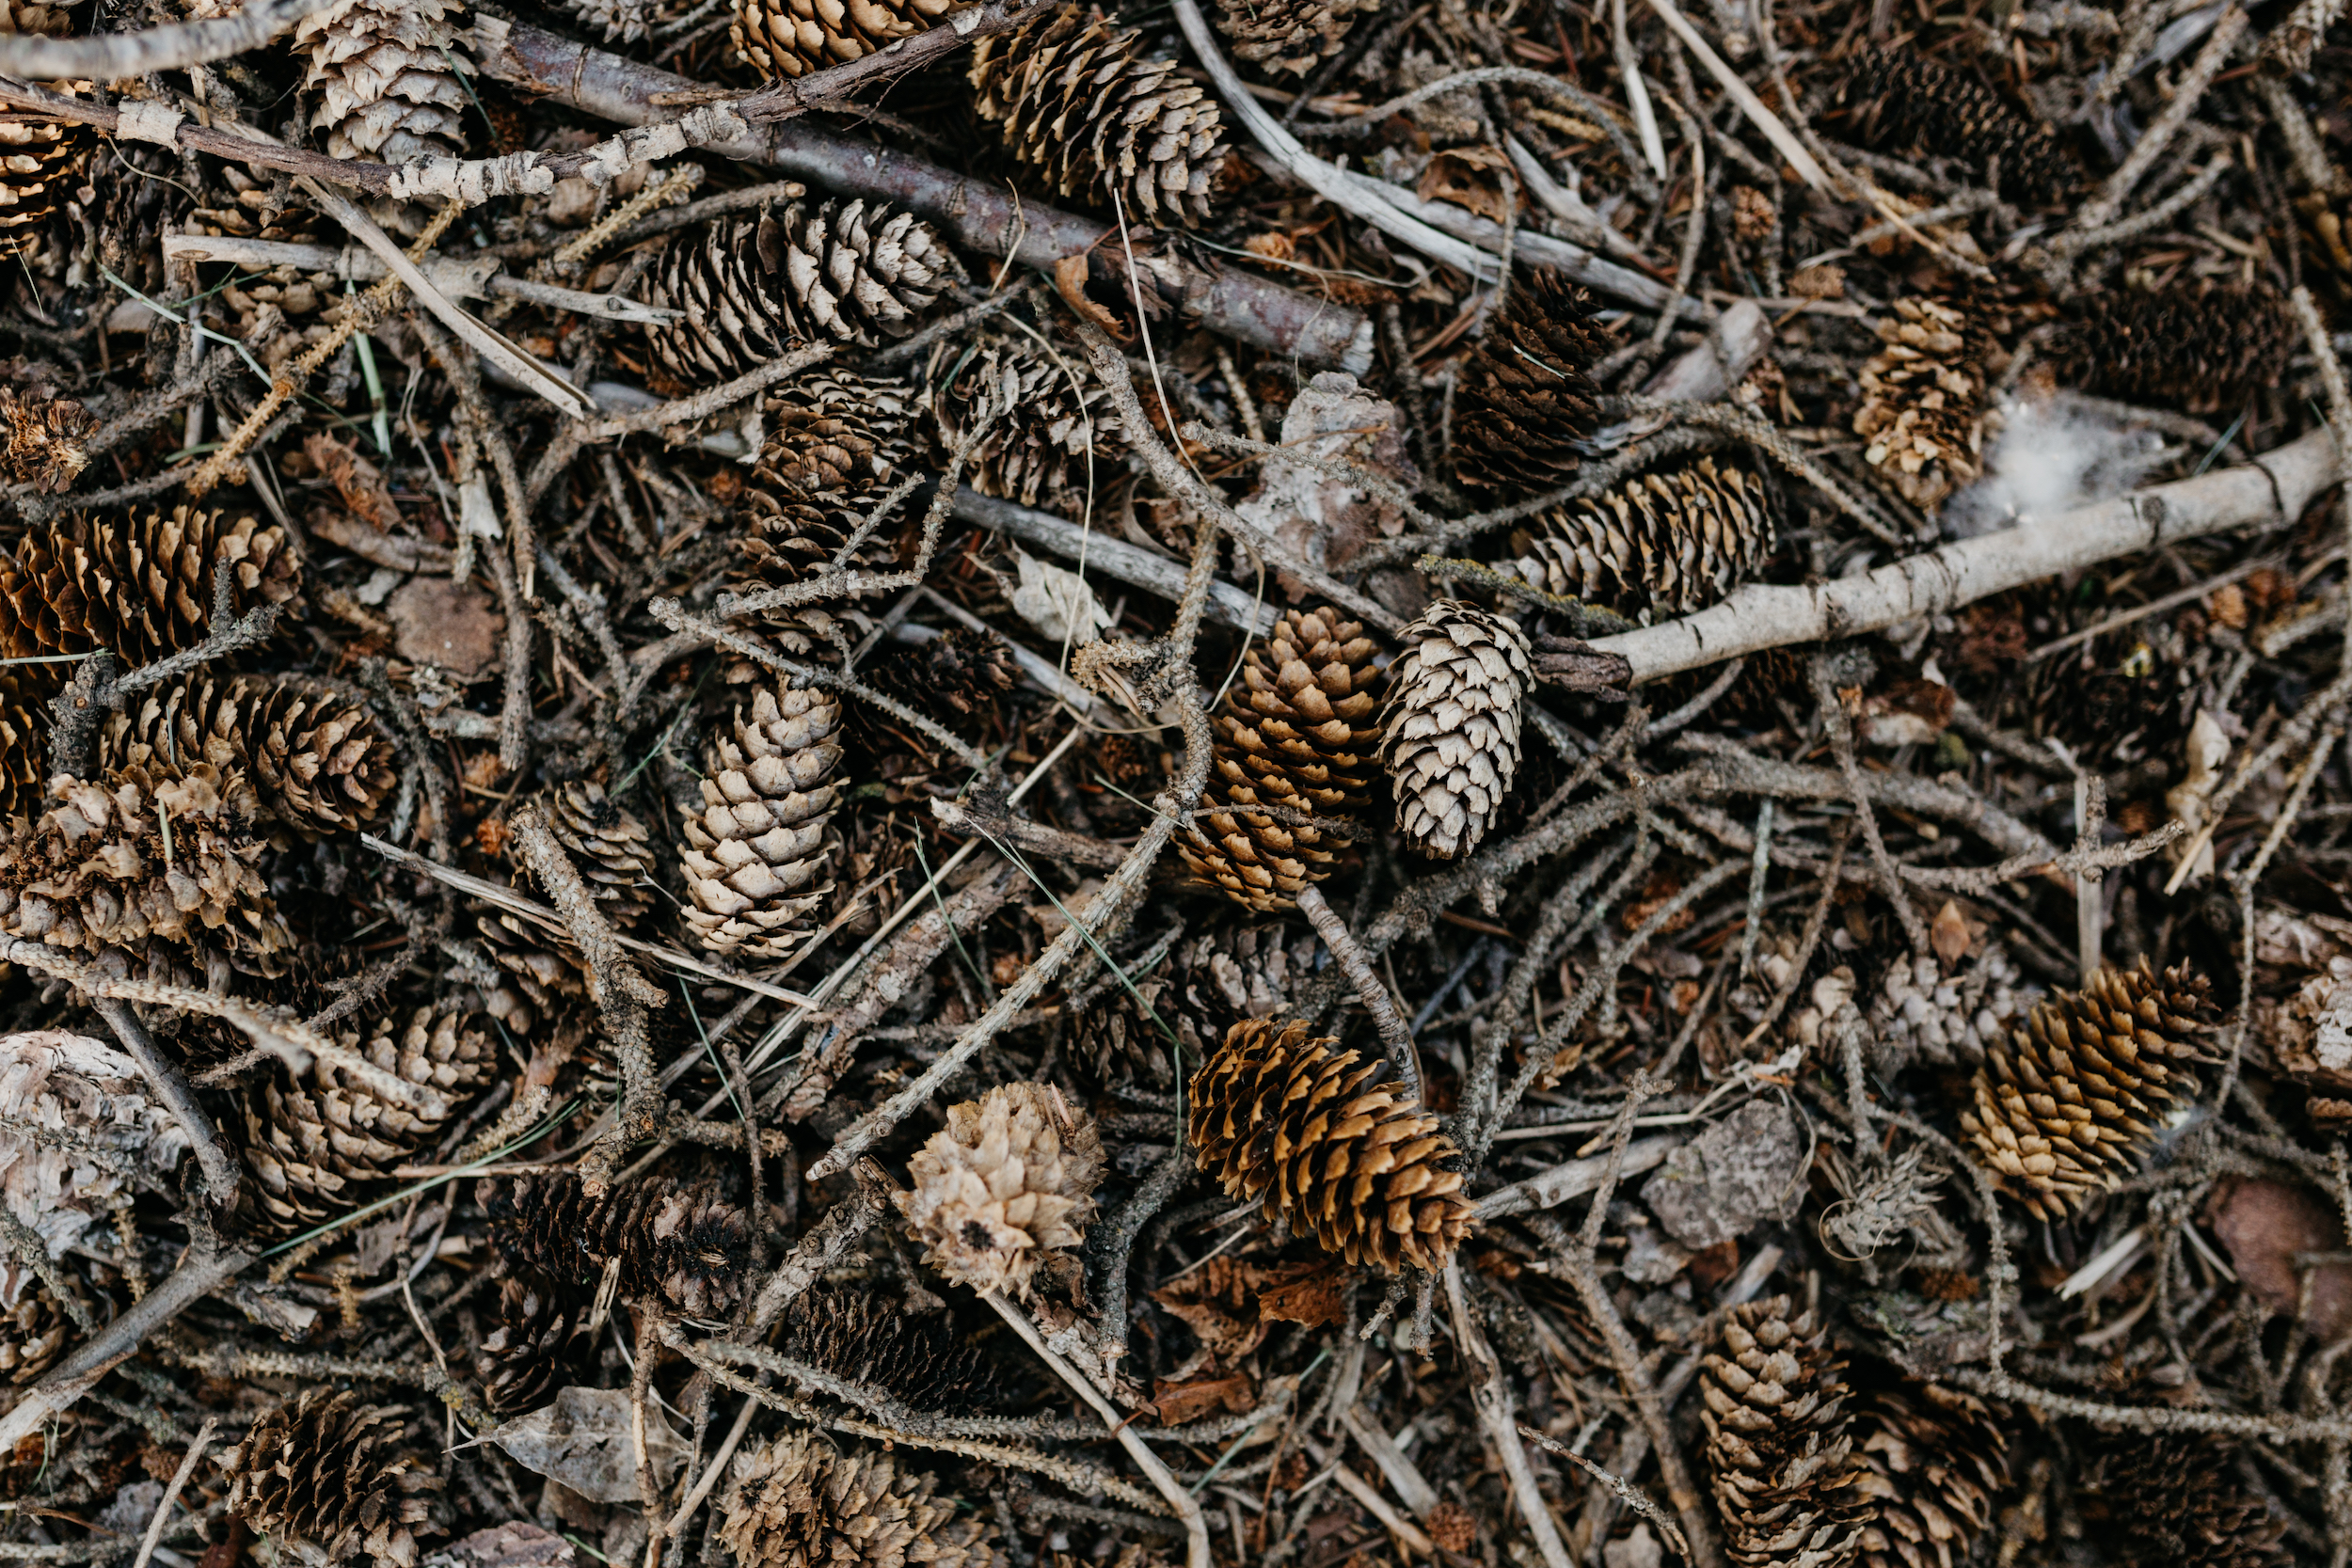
[
  {"xmin": 719, "ymin": 1431, "xmax": 1000, "ymax": 1568},
  {"xmin": 1500, "ymin": 457, "xmax": 1774, "ymax": 620},
  {"xmin": 1839, "ymin": 47, "xmax": 2073, "ymax": 203},
  {"xmin": 225, "ymin": 1390, "xmax": 440, "ymax": 1568},
  {"xmin": 539, "ymin": 780, "xmax": 658, "ymax": 929},
  {"xmin": 1452, "ymin": 270, "xmax": 1608, "ymax": 499},
  {"xmin": 1188, "ymin": 1019, "xmax": 1474, "ymax": 1273},
  {"xmin": 101, "ymin": 674, "xmax": 394, "ymax": 839},
  {"xmin": 732, "ymin": 0, "xmax": 951, "ymax": 76},
  {"xmin": 0, "ymin": 766, "xmax": 290, "ymax": 970},
  {"xmin": 1376, "ymin": 600, "xmax": 1533, "ymax": 861},
  {"xmin": 1213, "ymin": 0, "xmax": 1381, "ymax": 74},
  {"xmin": 1700, "ymin": 1297, "xmax": 1869, "ymax": 1568},
  {"xmin": 475, "ymin": 1276, "xmax": 585, "ymax": 1418},
  {"xmin": 645, "ymin": 201, "xmax": 961, "ymax": 386},
  {"xmin": 0, "ymin": 388, "xmax": 93, "ymax": 493},
  {"xmin": 294, "ymin": 0, "xmax": 469, "ymax": 164},
  {"xmin": 928, "ymin": 325, "xmax": 1129, "ymax": 515},
  {"xmin": 970, "ymin": 9, "xmax": 1229, "ymax": 228},
  {"xmin": 242, "ymin": 1008, "xmax": 495, "ymax": 1227},
  {"xmin": 2048, "ymin": 280, "xmax": 2296, "ymax": 415},
  {"xmin": 2084, "ymin": 1433, "xmax": 2288, "ymax": 1568},
  {"xmin": 551, "ymin": 0, "xmax": 698, "ymax": 41},
  {"xmin": 1866, "ymin": 945, "xmax": 2037, "ymax": 1076},
  {"xmin": 784, "ymin": 1288, "xmax": 1004, "ymax": 1412},
  {"xmin": 1959, "ymin": 958, "xmax": 2216, "ymax": 1219},
  {"xmin": 1853, "ymin": 297, "xmax": 1983, "ymax": 511},
  {"xmin": 677, "ymin": 684, "xmax": 844, "ymax": 960},
  {"xmin": 896, "ymin": 1082, "xmax": 1104, "ymax": 1300},
  {"xmin": 485, "ymin": 1173, "xmax": 600, "ymax": 1285},
  {"xmin": 1851, "ymin": 1383, "xmax": 2010, "ymax": 1568}
]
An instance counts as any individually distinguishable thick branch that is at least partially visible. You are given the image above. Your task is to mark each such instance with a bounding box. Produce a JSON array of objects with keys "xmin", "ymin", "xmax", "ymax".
[{"xmin": 0, "ymin": 0, "xmax": 330, "ymax": 77}]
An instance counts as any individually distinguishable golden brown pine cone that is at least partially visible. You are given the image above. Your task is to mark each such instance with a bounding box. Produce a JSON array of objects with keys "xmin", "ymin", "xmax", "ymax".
[
  {"xmin": 1853, "ymin": 297, "xmax": 1985, "ymax": 512},
  {"xmin": 1188, "ymin": 1019, "xmax": 1474, "ymax": 1273},
  {"xmin": 2049, "ymin": 280, "xmax": 2297, "ymax": 416},
  {"xmin": 0, "ymin": 387, "xmax": 94, "ymax": 493},
  {"xmin": 719, "ymin": 1431, "xmax": 1001, "ymax": 1568},
  {"xmin": 0, "ymin": 118, "xmax": 89, "ymax": 261},
  {"xmin": 1700, "ymin": 1297, "xmax": 1870, "ymax": 1568},
  {"xmin": 0, "ymin": 765, "xmax": 290, "ymax": 970},
  {"xmin": 0, "ymin": 1279, "xmax": 73, "ymax": 1384},
  {"xmin": 475, "ymin": 1275, "xmax": 586, "ymax": 1418},
  {"xmin": 1852, "ymin": 1383, "xmax": 2011, "ymax": 1568},
  {"xmin": 225, "ymin": 1390, "xmax": 441, "ymax": 1568},
  {"xmin": 294, "ymin": 0, "xmax": 469, "ymax": 163},
  {"xmin": 895, "ymin": 1082, "xmax": 1104, "ymax": 1301},
  {"xmin": 1960, "ymin": 958, "xmax": 2216, "ymax": 1220},
  {"xmin": 1217, "ymin": 606, "xmax": 1384, "ymax": 814},
  {"xmin": 970, "ymin": 8, "xmax": 1229, "ymax": 228},
  {"xmin": 1499, "ymin": 457, "xmax": 1775, "ymax": 620},
  {"xmin": 100, "ymin": 674, "xmax": 394, "ymax": 839},
  {"xmin": 1452, "ymin": 270, "xmax": 1608, "ymax": 500},
  {"xmin": 927, "ymin": 325, "xmax": 1129, "ymax": 515},
  {"xmin": 677, "ymin": 683, "xmax": 844, "ymax": 960},
  {"xmin": 2082, "ymin": 1433, "xmax": 2289, "ymax": 1568},
  {"xmin": 784, "ymin": 1287, "xmax": 1005, "ymax": 1413},
  {"xmin": 1838, "ymin": 47, "xmax": 2073, "ymax": 203},
  {"xmin": 1376, "ymin": 599, "xmax": 1532, "ymax": 861},
  {"xmin": 1213, "ymin": 0, "xmax": 1381, "ymax": 74},
  {"xmin": 0, "ymin": 671, "xmax": 42, "ymax": 821},
  {"xmin": 1177, "ymin": 778, "xmax": 1348, "ymax": 912},
  {"xmin": 538, "ymin": 779, "xmax": 659, "ymax": 929},
  {"xmin": 242, "ymin": 1007, "xmax": 496, "ymax": 1227},
  {"xmin": 731, "ymin": 0, "xmax": 951, "ymax": 76}
]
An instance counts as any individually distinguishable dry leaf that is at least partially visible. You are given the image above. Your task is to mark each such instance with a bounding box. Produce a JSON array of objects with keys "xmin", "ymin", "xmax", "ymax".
[
  {"xmin": 2204, "ymin": 1177, "xmax": 2352, "ymax": 1339},
  {"xmin": 1152, "ymin": 1257, "xmax": 1343, "ymax": 1363},
  {"xmin": 1151, "ymin": 1372, "xmax": 1253, "ymax": 1424},
  {"xmin": 1009, "ymin": 548, "xmax": 1112, "ymax": 646},
  {"xmin": 1053, "ymin": 251, "xmax": 1128, "ymax": 341},
  {"xmin": 1417, "ymin": 145, "xmax": 1518, "ymax": 227},
  {"xmin": 388, "ymin": 575, "xmax": 504, "ymax": 680},
  {"xmin": 1931, "ymin": 900, "xmax": 1972, "ymax": 965},
  {"xmin": 1258, "ymin": 1260, "xmax": 1346, "ymax": 1329},
  {"xmin": 303, "ymin": 431, "xmax": 399, "ymax": 532},
  {"xmin": 489, "ymin": 1386, "xmax": 689, "ymax": 1504}
]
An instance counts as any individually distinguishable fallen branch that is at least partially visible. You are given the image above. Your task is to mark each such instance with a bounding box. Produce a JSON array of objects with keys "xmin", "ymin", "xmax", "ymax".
[
  {"xmin": 1295, "ymin": 884, "xmax": 1419, "ymax": 1101},
  {"xmin": 1443, "ymin": 1262, "xmax": 1576, "ymax": 1568},
  {"xmin": 0, "ymin": 0, "xmax": 330, "ymax": 76}
]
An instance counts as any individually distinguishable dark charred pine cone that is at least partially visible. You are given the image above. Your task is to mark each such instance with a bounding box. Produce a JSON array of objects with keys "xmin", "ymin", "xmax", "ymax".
[
  {"xmin": 677, "ymin": 684, "xmax": 844, "ymax": 960},
  {"xmin": 1451, "ymin": 271, "xmax": 1607, "ymax": 500},
  {"xmin": 645, "ymin": 202, "xmax": 962, "ymax": 386},
  {"xmin": 224, "ymin": 1390, "xmax": 441, "ymax": 1568},
  {"xmin": 1069, "ymin": 971, "xmax": 1194, "ymax": 1093},
  {"xmin": 2048, "ymin": 280, "xmax": 2296, "ymax": 416},
  {"xmin": 1853, "ymin": 297, "xmax": 1985, "ymax": 511},
  {"xmin": 833, "ymin": 803, "xmax": 915, "ymax": 938},
  {"xmin": 539, "ymin": 779, "xmax": 658, "ymax": 929},
  {"xmin": 1700, "ymin": 1297, "xmax": 1870, "ymax": 1568},
  {"xmin": 0, "ymin": 388, "xmax": 93, "ymax": 494},
  {"xmin": 862, "ymin": 628, "xmax": 1019, "ymax": 736},
  {"xmin": 0, "ymin": 766, "xmax": 291, "ymax": 970},
  {"xmin": 928, "ymin": 325, "xmax": 1129, "ymax": 515},
  {"xmin": 2083, "ymin": 1433, "xmax": 2289, "ymax": 1568},
  {"xmin": 732, "ymin": 0, "xmax": 952, "ymax": 77},
  {"xmin": 1960, "ymin": 959, "xmax": 2217, "ymax": 1219},
  {"xmin": 487, "ymin": 1175, "xmax": 751, "ymax": 1315},
  {"xmin": 784, "ymin": 1288, "xmax": 1004, "ymax": 1412},
  {"xmin": 970, "ymin": 9, "xmax": 1228, "ymax": 228},
  {"xmin": 475, "ymin": 1276, "xmax": 586, "ymax": 1418},
  {"xmin": 1189, "ymin": 1019, "xmax": 1474, "ymax": 1273},
  {"xmin": 1179, "ymin": 923, "xmax": 1320, "ymax": 1037},
  {"xmin": 1376, "ymin": 600, "xmax": 1533, "ymax": 861},
  {"xmin": 0, "ymin": 506, "xmax": 301, "ymax": 685},
  {"xmin": 0, "ymin": 1280, "xmax": 72, "ymax": 1384},
  {"xmin": 896, "ymin": 1082, "xmax": 1104, "ymax": 1300},
  {"xmin": 1217, "ymin": 607, "xmax": 1384, "ymax": 814},
  {"xmin": 294, "ymin": 0, "xmax": 469, "ymax": 164},
  {"xmin": 718, "ymin": 1431, "xmax": 1000, "ymax": 1568},
  {"xmin": 100, "ymin": 674, "xmax": 395, "ymax": 839},
  {"xmin": 1213, "ymin": 0, "xmax": 1382, "ymax": 74},
  {"xmin": 242, "ymin": 1008, "xmax": 496, "ymax": 1227},
  {"xmin": 1852, "ymin": 1383, "xmax": 2011, "ymax": 1568},
  {"xmin": 1839, "ymin": 47, "xmax": 2074, "ymax": 203},
  {"xmin": 484, "ymin": 1173, "xmax": 601, "ymax": 1286},
  {"xmin": 1499, "ymin": 457, "xmax": 1775, "ymax": 621}
]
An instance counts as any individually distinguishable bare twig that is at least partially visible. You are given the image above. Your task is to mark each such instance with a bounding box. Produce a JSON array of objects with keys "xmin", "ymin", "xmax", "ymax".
[{"xmin": 1295, "ymin": 884, "xmax": 1420, "ymax": 1102}]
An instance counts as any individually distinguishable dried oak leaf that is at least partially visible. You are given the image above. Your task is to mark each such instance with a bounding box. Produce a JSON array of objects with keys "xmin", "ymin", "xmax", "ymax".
[
  {"xmin": 2204, "ymin": 1176, "xmax": 2352, "ymax": 1340},
  {"xmin": 1416, "ymin": 146, "xmax": 1518, "ymax": 226}
]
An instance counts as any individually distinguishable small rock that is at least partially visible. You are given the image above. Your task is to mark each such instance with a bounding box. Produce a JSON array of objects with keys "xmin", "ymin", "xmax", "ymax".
[
  {"xmin": 387, "ymin": 575, "xmax": 504, "ymax": 680},
  {"xmin": 1641, "ymin": 1101, "xmax": 1804, "ymax": 1250}
]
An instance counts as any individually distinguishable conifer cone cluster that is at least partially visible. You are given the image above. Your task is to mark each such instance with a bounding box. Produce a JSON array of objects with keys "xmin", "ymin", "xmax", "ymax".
[
  {"xmin": 1853, "ymin": 297, "xmax": 1985, "ymax": 511},
  {"xmin": 969, "ymin": 9, "xmax": 1229, "ymax": 229},
  {"xmin": 486, "ymin": 1174, "xmax": 753, "ymax": 1316},
  {"xmin": 1377, "ymin": 600, "xmax": 1533, "ymax": 862},
  {"xmin": 1179, "ymin": 606, "xmax": 1383, "ymax": 911},
  {"xmin": 731, "ymin": 0, "xmax": 952, "ymax": 77},
  {"xmin": 1451, "ymin": 271, "xmax": 1608, "ymax": 499},
  {"xmin": 895, "ymin": 1082, "xmax": 1104, "ymax": 1300},
  {"xmin": 1699, "ymin": 1297, "xmax": 1869, "ymax": 1568},
  {"xmin": 475, "ymin": 1275, "xmax": 586, "ymax": 1418},
  {"xmin": 1960, "ymin": 959, "xmax": 2217, "ymax": 1219},
  {"xmin": 242, "ymin": 1008, "xmax": 495, "ymax": 1228},
  {"xmin": 2049, "ymin": 280, "xmax": 2297, "ymax": 414},
  {"xmin": 1840, "ymin": 47, "xmax": 2073, "ymax": 202},
  {"xmin": 2084, "ymin": 1433, "xmax": 2289, "ymax": 1568},
  {"xmin": 225, "ymin": 1390, "xmax": 441, "ymax": 1568},
  {"xmin": 784, "ymin": 1288, "xmax": 1002, "ymax": 1412},
  {"xmin": 1213, "ymin": 0, "xmax": 1382, "ymax": 75},
  {"xmin": 676, "ymin": 683, "xmax": 844, "ymax": 960},
  {"xmin": 100, "ymin": 674, "xmax": 395, "ymax": 839},
  {"xmin": 719, "ymin": 1431, "xmax": 1000, "ymax": 1568},
  {"xmin": 0, "ymin": 388, "xmax": 94, "ymax": 494},
  {"xmin": 294, "ymin": 0, "xmax": 470, "ymax": 164},
  {"xmin": 646, "ymin": 201, "xmax": 961, "ymax": 386},
  {"xmin": 1499, "ymin": 456, "xmax": 1775, "ymax": 620},
  {"xmin": 1851, "ymin": 1384, "xmax": 2010, "ymax": 1568},
  {"xmin": 928, "ymin": 325, "xmax": 1129, "ymax": 515},
  {"xmin": 1188, "ymin": 1020, "xmax": 1474, "ymax": 1273}
]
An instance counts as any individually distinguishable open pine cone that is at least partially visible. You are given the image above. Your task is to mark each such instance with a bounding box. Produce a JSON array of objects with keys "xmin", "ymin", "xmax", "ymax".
[
  {"xmin": 101, "ymin": 674, "xmax": 395, "ymax": 839},
  {"xmin": 2049, "ymin": 280, "xmax": 2296, "ymax": 416},
  {"xmin": 1839, "ymin": 47, "xmax": 2073, "ymax": 203},
  {"xmin": 719, "ymin": 1431, "xmax": 999, "ymax": 1568},
  {"xmin": 2083, "ymin": 1433, "xmax": 2289, "ymax": 1568},
  {"xmin": 485, "ymin": 1174, "xmax": 751, "ymax": 1315},
  {"xmin": 731, "ymin": 0, "xmax": 953, "ymax": 77},
  {"xmin": 226, "ymin": 1390, "xmax": 440, "ymax": 1568},
  {"xmin": 927, "ymin": 324, "xmax": 1129, "ymax": 515},
  {"xmin": 1213, "ymin": 0, "xmax": 1381, "ymax": 74},
  {"xmin": 1376, "ymin": 600, "xmax": 1533, "ymax": 861},
  {"xmin": 1500, "ymin": 457, "xmax": 1775, "ymax": 620},
  {"xmin": 1853, "ymin": 297, "xmax": 1985, "ymax": 512},
  {"xmin": 475, "ymin": 1275, "xmax": 587, "ymax": 1418},
  {"xmin": 677, "ymin": 684, "xmax": 844, "ymax": 960},
  {"xmin": 1452, "ymin": 271, "xmax": 1607, "ymax": 499},
  {"xmin": 1700, "ymin": 1297, "xmax": 1870, "ymax": 1568},
  {"xmin": 895, "ymin": 1081, "xmax": 1104, "ymax": 1300},
  {"xmin": 1852, "ymin": 1382, "xmax": 2011, "ymax": 1568},
  {"xmin": 0, "ymin": 388, "xmax": 94, "ymax": 493}
]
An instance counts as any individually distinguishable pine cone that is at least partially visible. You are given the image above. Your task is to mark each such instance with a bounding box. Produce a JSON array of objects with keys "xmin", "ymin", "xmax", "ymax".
[
  {"xmin": 719, "ymin": 1431, "xmax": 999, "ymax": 1568},
  {"xmin": 294, "ymin": 0, "xmax": 469, "ymax": 163},
  {"xmin": 1220, "ymin": 606, "xmax": 1385, "ymax": 813},
  {"xmin": 0, "ymin": 766, "xmax": 290, "ymax": 969},
  {"xmin": 476, "ymin": 1276, "xmax": 586, "ymax": 1418},
  {"xmin": 1498, "ymin": 457, "xmax": 1774, "ymax": 620},
  {"xmin": 2048, "ymin": 280, "xmax": 2296, "ymax": 415},
  {"xmin": 1960, "ymin": 959, "xmax": 2217, "ymax": 1219},
  {"xmin": 2083, "ymin": 1433, "xmax": 2288, "ymax": 1568},
  {"xmin": 101, "ymin": 674, "xmax": 394, "ymax": 839},
  {"xmin": 755, "ymin": 370, "xmax": 923, "ymax": 492},
  {"xmin": 970, "ymin": 9, "xmax": 1228, "ymax": 228},
  {"xmin": 474, "ymin": 908, "xmax": 581, "ymax": 1034},
  {"xmin": 1853, "ymin": 297, "xmax": 1985, "ymax": 511},
  {"xmin": 243, "ymin": 1007, "xmax": 496, "ymax": 1227},
  {"xmin": 1839, "ymin": 47, "xmax": 2073, "ymax": 203},
  {"xmin": 538, "ymin": 779, "xmax": 658, "ymax": 929},
  {"xmin": 732, "ymin": 0, "xmax": 951, "ymax": 76},
  {"xmin": 1866, "ymin": 945, "xmax": 2039, "ymax": 1076},
  {"xmin": 1851, "ymin": 1383, "xmax": 2010, "ymax": 1568},
  {"xmin": 1376, "ymin": 600, "xmax": 1533, "ymax": 861},
  {"xmin": 225, "ymin": 1390, "xmax": 440, "ymax": 1568},
  {"xmin": 485, "ymin": 1175, "xmax": 751, "ymax": 1314},
  {"xmin": 0, "ymin": 1280, "xmax": 72, "ymax": 1384},
  {"xmin": 0, "ymin": 672, "xmax": 43, "ymax": 821},
  {"xmin": 1188, "ymin": 1019, "xmax": 1474, "ymax": 1273},
  {"xmin": 484, "ymin": 1173, "xmax": 601, "ymax": 1285},
  {"xmin": 0, "ymin": 388, "xmax": 93, "ymax": 493},
  {"xmin": 0, "ymin": 506, "xmax": 301, "ymax": 682},
  {"xmin": 1177, "ymin": 781, "xmax": 1349, "ymax": 912},
  {"xmin": 862, "ymin": 628, "xmax": 1018, "ymax": 736},
  {"xmin": 0, "ymin": 117, "xmax": 89, "ymax": 261},
  {"xmin": 784, "ymin": 1288, "xmax": 1004, "ymax": 1412},
  {"xmin": 1213, "ymin": 0, "xmax": 1381, "ymax": 75},
  {"xmin": 677, "ymin": 684, "xmax": 844, "ymax": 959},
  {"xmin": 645, "ymin": 201, "xmax": 961, "ymax": 386},
  {"xmin": 551, "ymin": 0, "xmax": 698, "ymax": 41},
  {"xmin": 1179, "ymin": 923, "xmax": 1320, "ymax": 1037},
  {"xmin": 1699, "ymin": 1297, "xmax": 1869, "ymax": 1568},
  {"xmin": 928, "ymin": 325, "xmax": 1129, "ymax": 515},
  {"xmin": 895, "ymin": 1082, "xmax": 1104, "ymax": 1300},
  {"xmin": 1069, "ymin": 972, "xmax": 1193, "ymax": 1094},
  {"xmin": 190, "ymin": 163, "xmax": 318, "ymax": 243},
  {"xmin": 1452, "ymin": 271, "xmax": 1607, "ymax": 500}
]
